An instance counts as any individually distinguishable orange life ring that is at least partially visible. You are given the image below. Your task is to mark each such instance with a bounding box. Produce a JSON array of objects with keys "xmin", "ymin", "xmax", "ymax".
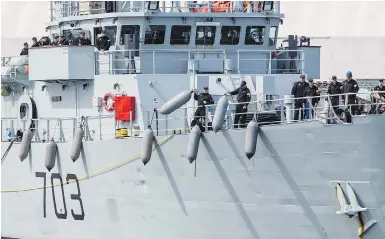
[{"xmin": 103, "ymin": 92, "xmax": 115, "ymax": 111}]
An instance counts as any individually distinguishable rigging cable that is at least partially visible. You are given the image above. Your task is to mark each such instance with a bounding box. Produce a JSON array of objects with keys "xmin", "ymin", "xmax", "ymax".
[
  {"xmin": 149, "ymin": 109, "xmax": 160, "ymax": 136},
  {"xmin": 1, "ymin": 137, "xmax": 20, "ymax": 164}
]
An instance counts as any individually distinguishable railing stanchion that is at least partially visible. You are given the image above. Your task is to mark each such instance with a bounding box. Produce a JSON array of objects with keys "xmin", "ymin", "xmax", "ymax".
[
  {"xmin": 153, "ymin": 50, "xmax": 155, "ymax": 74},
  {"xmin": 99, "ymin": 114, "xmax": 102, "ymax": 140},
  {"xmin": 130, "ymin": 111, "xmax": 133, "ymax": 137},
  {"xmin": 184, "ymin": 108, "xmax": 188, "ymax": 132},
  {"xmin": 165, "ymin": 115, "xmax": 168, "ymax": 136}
]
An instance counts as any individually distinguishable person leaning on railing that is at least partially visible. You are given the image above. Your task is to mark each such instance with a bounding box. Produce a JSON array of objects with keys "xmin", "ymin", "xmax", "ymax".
[
  {"xmin": 20, "ymin": 42, "xmax": 28, "ymax": 56},
  {"xmin": 31, "ymin": 37, "xmax": 40, "ymax": 47},
  {"xmin": 369, "ymin": 79, "xmax": 385, "ymax": 114},
  {"xmin": 96, "ymin": 30, "xmax": 111, "ymax": 51},
  {"xmin": 373, "ymin": 79, "xmax": 385, "ymax": 99},
  {"xmin": 75, "ymin": 31, "xmax": 92, "ymax": 46}
]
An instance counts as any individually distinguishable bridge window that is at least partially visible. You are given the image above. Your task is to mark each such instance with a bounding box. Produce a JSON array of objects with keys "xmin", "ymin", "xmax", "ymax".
[
  {"xmin": 94, "ymin": 26, "xmax": 117, "ymax": 45},
  {"xmin": 269, "ymin": 26, "xmax": 277, "ymax": 46},
  {"xmin": 104, "ymin": 26, "xmax": 117, "ymax": 45},
  {"xmin": 63, "ymin": 29, "xmax": 91, "ymax": 45},
  {"xmin": 245, "ymin": 26, "xmax": 265, "ymax": 45},
  {"xmin": 196, "ymin": 26, "xmax": 216, "ymax": 45},
  {"xmin": 220, "ymin": 26, "xmax": 240, "ymax": 45},
  {"xmin": 120, "ymin": 25, "xmax": 140, "ymax": 45},
  {"xmin": 170, "ymin": 25, "xmax": 191, "ymax": 45},
  {"xmin": 144, "ymin": 25, "xmax": 166, "ymax": 45}
]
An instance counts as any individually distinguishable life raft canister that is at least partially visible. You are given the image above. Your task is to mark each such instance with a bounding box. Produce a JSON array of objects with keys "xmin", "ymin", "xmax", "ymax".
[{"xmin": 103, "ymin": 92, "xmax": 115, "ymax": 111}]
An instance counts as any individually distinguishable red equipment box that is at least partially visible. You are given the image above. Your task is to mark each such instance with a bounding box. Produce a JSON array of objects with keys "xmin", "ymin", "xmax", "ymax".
[{"xmin": 115, "ymin": 96, "xmax": 135, "ymax": 121}]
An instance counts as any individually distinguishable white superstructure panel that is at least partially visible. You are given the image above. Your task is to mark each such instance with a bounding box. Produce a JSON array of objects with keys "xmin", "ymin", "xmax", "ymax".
[{"xmin": 29, "ymin": 46, "xmax": 95, "ymax": 81}]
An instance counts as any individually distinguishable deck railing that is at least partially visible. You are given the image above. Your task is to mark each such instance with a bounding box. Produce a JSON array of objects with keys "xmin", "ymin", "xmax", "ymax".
[
  {"xmin": 50, "ymin": 1, "xmax": 281, "ymax": 21},
  {"xmin": 95, "ymin": 49, "xmax": 305, "ymax": 75},
  {"xmin": 1, "ymin": 92, "xmax": 384, "ymax": 143}
]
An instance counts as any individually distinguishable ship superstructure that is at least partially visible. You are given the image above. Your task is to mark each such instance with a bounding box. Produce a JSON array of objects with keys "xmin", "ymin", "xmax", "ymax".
[{"xmin": 1, "ymin": 1, "xmax": 384, "ymax": 239}]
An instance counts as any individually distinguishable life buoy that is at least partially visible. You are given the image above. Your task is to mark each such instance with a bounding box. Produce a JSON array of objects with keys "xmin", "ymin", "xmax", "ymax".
[
  {"xmin": 17, "ymin": 95, "xmax": 38, "ymax": 131},
  {"xmin": 103, "ymin": 92, "xmax": 115, "ymax": 111}
]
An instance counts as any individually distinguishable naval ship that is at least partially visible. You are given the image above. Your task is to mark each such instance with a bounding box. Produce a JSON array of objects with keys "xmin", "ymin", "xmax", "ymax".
[{"xmin": 1, "ymin": 1, "xmax": 385, "ymax": 239}]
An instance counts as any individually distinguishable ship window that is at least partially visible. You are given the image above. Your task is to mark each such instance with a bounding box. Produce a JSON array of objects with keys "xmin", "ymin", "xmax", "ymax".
[
  {"xmin": 94, "ymin": 26, "xmax": 117, "ymax": 45},
  {"xmin": 144, "ymin": 25, "xmax": 166, "ymax": 45},
  {"xmin": 104, "ymin": 26, "xmax": 117, "ymax": 45},
  {"xmin": 170, "ymin": 25, "xmax": 191, "ymax": 45},
  {"xmin": 63, "ymin": 29, "xmax": 92, "ymax": 44},
  {"xmin": 269, "ymin": 26, "xmax": 277, "ymax": 46},
  {"xmin": 245, "ymin": 26, "xmax": 265, "ymax": 45},
  {"xmin": 220, "ymin": 26, "xmax": 240, "ymax": 45},
  {"xmin": 120, "ymin": 25, "xmax": 140, "ymax": 45},
  {"xmin": 196, "ymin": 26, "xmax": 216, "ymax": 45}
]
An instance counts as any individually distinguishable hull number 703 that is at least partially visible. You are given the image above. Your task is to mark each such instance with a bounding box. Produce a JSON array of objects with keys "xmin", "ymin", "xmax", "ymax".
[{"xmin": 35, "ymin": 172, "xmax": 85, "ymax": 220}]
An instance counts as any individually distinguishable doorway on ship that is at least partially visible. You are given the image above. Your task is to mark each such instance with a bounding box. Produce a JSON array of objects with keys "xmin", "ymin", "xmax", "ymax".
[{"xmin": 120, "ymin": 25, "xmax": 140, "ymax": 74}]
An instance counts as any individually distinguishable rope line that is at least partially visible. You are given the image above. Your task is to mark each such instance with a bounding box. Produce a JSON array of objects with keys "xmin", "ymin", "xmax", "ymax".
[{"xmin": 1, "ymin": 134, "xmax": 177, "ymax": 193}]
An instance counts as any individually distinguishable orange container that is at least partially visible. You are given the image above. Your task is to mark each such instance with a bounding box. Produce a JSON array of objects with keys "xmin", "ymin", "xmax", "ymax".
[{"xmin": 115, "ymin": 96, "xmax": 135, "ymax": 121}]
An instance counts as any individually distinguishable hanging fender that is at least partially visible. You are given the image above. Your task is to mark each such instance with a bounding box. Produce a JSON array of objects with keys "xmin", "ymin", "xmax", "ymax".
[{"xmin": 103, "ymin": 92, "xmax": 115, "ymax": 111}]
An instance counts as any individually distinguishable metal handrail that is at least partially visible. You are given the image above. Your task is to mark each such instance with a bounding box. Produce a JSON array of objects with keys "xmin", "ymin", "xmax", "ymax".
[
  {"xmin": 146, "ymin": 91, "xmax": 385, "ymax": 131},
  {"xmin": 1, "ymin": 92, "xmax": 384, "ymax": 142},
  {"xmin": 49, "ymin": 1, "xmax": 281, "ymax": 21},
  {"xmin": 95, "ymin": 48, "xmax": 305, "ymax": 75}
]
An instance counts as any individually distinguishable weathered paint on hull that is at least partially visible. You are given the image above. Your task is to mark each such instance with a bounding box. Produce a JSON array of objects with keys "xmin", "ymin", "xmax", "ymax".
[{"xmin": 2, "ymin": 118, "xmax": 385, "ymax": 239}]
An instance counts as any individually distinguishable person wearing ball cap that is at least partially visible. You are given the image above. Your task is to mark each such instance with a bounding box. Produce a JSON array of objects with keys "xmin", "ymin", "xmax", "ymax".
[
  {"xmin": 327, "ymin": 75, "xmax": 342, "ymax": 111},
  {"xmin": 291, "ymin": 74, "xmax": 309, "ymax": 121},
  {"xmin": 228, "ymin": 80, "xmax": 251, "ymax": 128},
  {"xmin": 193, "ymin": 86, "xmax": 214, "ymax": 129},
  {"xmin": 341, "ymin": 70, "xmax": 359, "ymax": 115}
]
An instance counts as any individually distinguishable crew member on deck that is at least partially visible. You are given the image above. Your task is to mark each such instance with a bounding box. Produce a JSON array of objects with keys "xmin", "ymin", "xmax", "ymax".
[
  {"xmin": 51, "ymin": 35, "xmax": 60, "ymax": 46},
  {"xmin": 370, "ymin": 79, "xmax": 385, "ymax": 114},
  {"xmin": 228, "ymin": 81, "xmax": 251, "ymax": 128},
  {"xmin": 193, "ymin": 86, "xmax": 214, "ymax": 127},
  {"xmin": 20, "ymin": 42, "xmax": 28, "ymax": 55},
  {"xmin": 96, "ymin": 30, "xmax": 111, "ymax": 51},
  {"xmin": 75, "ymin": 31, "xmax": 92, "ymax": 45},
  {"xmin": 305, "ymin": 78, "xmax": 320, "ymax": 118},
  {"xmin": 291, "ymin": 74, "xmax": 309, "ymax": 121},
  {"xmin": 373, "ymin": 79, "xmax": 385, "ymax": 99},
  {"xmin": 327, "ymin": 75, "xmax": 342, "ymax": 111},
  {"xmin": 59, "ymin": 35, "xmax": 69, "ymax": 46},
  {"xmin": 341, "ymin": 71, "xmax": 359, "ymax": 115},
  {"xmin": 31, "ymin": 37, "xmax": 40, "ymax": 47}
]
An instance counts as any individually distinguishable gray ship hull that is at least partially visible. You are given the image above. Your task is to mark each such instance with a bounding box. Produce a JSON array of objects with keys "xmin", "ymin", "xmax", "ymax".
[{"xmin": 2, "ymin": 117, "xmax": 385, "ymax": 239}]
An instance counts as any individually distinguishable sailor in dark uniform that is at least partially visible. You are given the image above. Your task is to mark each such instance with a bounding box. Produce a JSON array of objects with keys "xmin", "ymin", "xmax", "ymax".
[
  {"xmin": 31, "ymin": 37, "xmax": 40, "ymax": 47},
  {"xmin": 20, "ymin": 42, "xmax": 29, "ymax": 55},
  {"xmin": 305, "ymin": 78, "xmax": 320, "ymax": 118},
  {"xmin": 327, "ymin": 75, "xmax": 342, "ymax": 111},
  {"xmin": 373, "ymin": 79, "xmax": 385, "ymax": 99},
  {"xmin": 75, "ymin": 31, "xmax": 92, "ymax": 45},
  {"xmin": 193, "ymin": 86, "xmax": 214, "ymax": 127},
  {"xmin": 96, "ymin": 30, "xmax": 111, "ymax": 51},
  {"xmin": 370, "ymin": 79, "xmax": 385, "ymax": 114},
  {"xmin": 341, "ymin": 71, "xmax": 359, "ymax": 115},
  {"xmin": 291, "ymin": 74, "xmax": 309, "ymax": 121},
  {"xmin": 229, "ymin": 81, "xmax": 251, "ymax": 128},
  {"xmin": 59, "ymin": 35, "xmax": 69, "ymax": 46},
  {"xmin": 51, "ymin": 35, "xmax": 60, "ymax": 46}
]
